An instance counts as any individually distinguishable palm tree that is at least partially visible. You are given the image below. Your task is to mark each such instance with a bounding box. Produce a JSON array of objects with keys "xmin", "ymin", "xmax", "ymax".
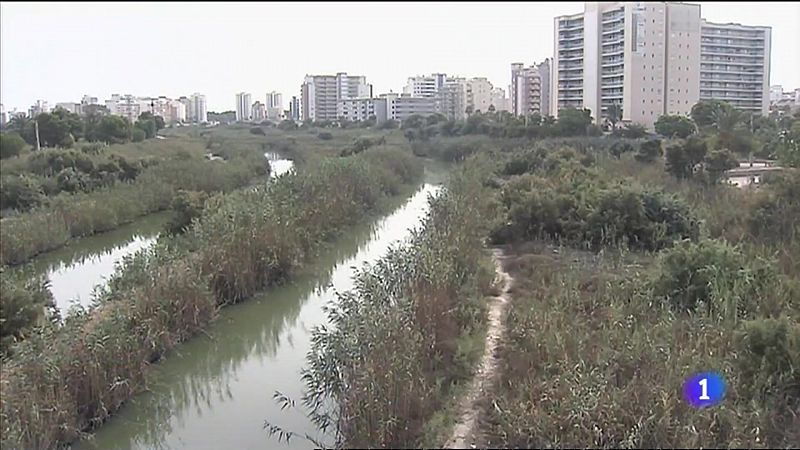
[{"xmin": 606, "ymin": 104, "xmax": 622, "ymax": 128}]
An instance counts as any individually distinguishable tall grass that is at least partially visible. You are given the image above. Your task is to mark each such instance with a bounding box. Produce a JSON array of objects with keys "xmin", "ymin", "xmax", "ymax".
[
  {"xmin": 299, "ymin": 159, "xmax": 497, "ymax": 448},
  {"xmin": 0, "ymin": 155, "xmax": 266, "ymax": 266},
  {"xmin": 0, "ymin": 149, "xmax": 422, "ymax": 449}
]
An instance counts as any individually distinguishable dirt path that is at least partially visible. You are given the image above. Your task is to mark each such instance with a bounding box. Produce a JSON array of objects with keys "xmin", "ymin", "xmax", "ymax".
[{"xmin": 444, "ymin": 247, "xmax": 512, "ymax": 449}]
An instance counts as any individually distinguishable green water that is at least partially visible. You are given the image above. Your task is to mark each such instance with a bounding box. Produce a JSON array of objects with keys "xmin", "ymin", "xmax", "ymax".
[
  {"xmin": 12, "ymin": 212, "xmax": 171, "ymax": 316},
  {"xmin": 71, "ymin": 165, "xmax": 447, "ymax": 450}
]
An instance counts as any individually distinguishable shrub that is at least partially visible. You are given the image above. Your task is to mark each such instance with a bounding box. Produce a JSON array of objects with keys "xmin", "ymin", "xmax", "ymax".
[
  {"xmin": 650, "ymin": 239, "xmax": 778, "ymax": 319},
  {"xmin": 0, "ymin": 270, "xmax": 54, "ymax": 354},
  {"xmin": 0, "ymin": 175, "xmax": 45, "ymax": 211},
  {"xmin": 165, "ymin": 190, "xmax": 208, "ymax": 235},
  {"xmin": 131, "ymin": 128, "xmax": 146, "ymax": 142},
  {"xmin": 0, "ymin": 132, "xmax": 26, "ymax": 159},
  {"xmin": 655, "ymin": 114, "xmax": 696, "ymax": 139},
  {"xmin": 317, "ymin": 131, "xmax": 333, "ymax": 140},
  {"xmin": 748, "ymin": 170, "xmax": 800, "ymax": 243},
  {"xmin": 609, "ymin": 141, "xmax": 635, "ymax": 159},
  {"xmin": 635, "ymin": 139, "xmax": 663, "ymax": 163},
  {"xmin": 250, "ymin": 127, "xmax": 266, "ymax": 136}
]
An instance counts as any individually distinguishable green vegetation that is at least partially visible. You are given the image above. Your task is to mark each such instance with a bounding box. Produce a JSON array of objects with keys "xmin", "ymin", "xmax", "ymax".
[
  {"xmin": 0, "ymin": 147, "xmax": 422, "ymax": 449},
  {"xmin": 287, "ymin": 102, "xmax": 798, "ymax": 448},
  {"xmin": 296, "ymin": 160, "xmax": 496, "ymax": 448}
]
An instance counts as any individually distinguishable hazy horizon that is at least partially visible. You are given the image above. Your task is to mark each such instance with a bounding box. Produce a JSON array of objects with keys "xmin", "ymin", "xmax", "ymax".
[{"xmin": 2, "ymin": 1, "xmax": 799, "ymax": 113}]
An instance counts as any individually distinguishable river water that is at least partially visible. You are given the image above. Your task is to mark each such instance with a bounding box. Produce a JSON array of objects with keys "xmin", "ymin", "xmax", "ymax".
[
  {"xmin": 72, "ymin": 164, "xmax": 446, "ymax": 450},
  {"xmin": 16, "ymin": 155, "xmax": 295, "ymax": 318}
]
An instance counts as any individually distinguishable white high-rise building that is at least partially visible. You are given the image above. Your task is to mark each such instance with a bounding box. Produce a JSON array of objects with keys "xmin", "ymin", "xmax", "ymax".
[
  {"xmin": 552, "ymin": 2, "xmax": 771, "ymax": 129},
  {"xmin": 266, "ymin": 91, "xmax": 283, "ymax": 120},
  {"xmin": 403, "ymin": 73, "xmax": 448, "ymax": 98},
  {"xmin": 466, "ymin": 78, "xmax": 494, "ymax": 114},
  {"xmin": 436, "ymin": 78, "xmax": 468, "ymax": 120},
  {"xmin": 252, "ymin": 101, "xmax": 266, "ymax": 122},
  {"xmin": 235, "ymin": 92, "xmax": 252, "ymax": 122},
  {"xmin": 301, "ymin": 73, "xmax": 372, "ymax": 121},
  {"xmin": 700, "ymin": 19, "xmax": 771, "ymax": 116},
  {"xmin": 190, "ymin": 93, "xmax": 207, "ymax": 123},
  {"xmin": 511, "ymin": 60, "xmax": 550, "ymax": 116}
]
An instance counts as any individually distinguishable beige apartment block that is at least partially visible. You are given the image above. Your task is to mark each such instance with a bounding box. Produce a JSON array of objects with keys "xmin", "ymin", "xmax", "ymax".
[{"xmin": 552, "ymin": 2, "xmax": 770, "ymax": 129}]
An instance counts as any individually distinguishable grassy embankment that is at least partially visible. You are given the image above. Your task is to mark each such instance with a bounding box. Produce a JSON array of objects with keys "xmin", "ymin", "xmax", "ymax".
[
  {"xmin": 296, "ymin": 132, "xmax": 798, "ymax": 448},
  {"xmin": 0, "ymin": 146, "xmax": 422, "ymax": 449}
]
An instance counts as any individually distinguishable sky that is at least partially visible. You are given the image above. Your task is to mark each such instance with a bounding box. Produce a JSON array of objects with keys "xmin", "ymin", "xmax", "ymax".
[{"xmin": 1, "ymin": 1, "xmax": 799, "ymax": 113}]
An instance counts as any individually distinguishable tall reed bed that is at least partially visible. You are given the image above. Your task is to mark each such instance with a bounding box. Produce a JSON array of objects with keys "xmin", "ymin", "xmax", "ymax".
[
  {"xmin": 300, "ymin": 160, "xmax": 497, "ymax": 448},
  {"xmin": 0, "ymin": 149, "xmax": 422, "ymax": 449},
  {"xmin": 0, "ymin": 155, "xmax": 265, "ymax": 266}
]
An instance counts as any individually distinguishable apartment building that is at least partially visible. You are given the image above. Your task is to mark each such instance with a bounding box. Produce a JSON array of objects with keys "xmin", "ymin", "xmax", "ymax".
[
  {"xmin": 511, "ymin": 60, "xmax": 550, "ymax": 116},
  {"xmin": 266, "ymin": 91, "xmax": 283, "ymax": 120},
  {"xmin": 190, "ymin": 93, "xmax": 207, "ymax": 123},
  {"xmin": 235, "ymin": 92, "xmax": 252, "ymax": 122},
  {"xmin": 301, "ymin": 73, "xmax": 371, "ymax": 121},
  {"xmin": 252, "ymin": 101, "xmax": 266, "ymax": 122},
  {"xmin": 700, "ymin": 20, "xmax": 771, "ymax": 115},
  {"xmin": 289, "ymin": 96, "xmax": 300, "ymax": 121},
  {"xmin": 403, "ymin": 73, "xmax": 449, "ymax": 98},
  {"xmin": 466, "ymin": 78, "xmax": 494, "ymax": 113},
  {"xmin": 552, "ymin": 2, "xmax": 770, "ymax": 129},
  {"xmin": 491, "ymin": 87, "xmax": 511, "ymax": 112},
  {"xmin": 337, "ymin": 98, "xmax": 378, "ymax": 122},
  {"xmin": 434, "ymin": 78, "xmax": 468, "ymax": 120}
]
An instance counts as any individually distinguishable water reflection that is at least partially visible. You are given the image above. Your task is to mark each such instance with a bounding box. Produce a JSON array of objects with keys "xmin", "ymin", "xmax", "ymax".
[
  {"xmin": 75, "ymin": 182, "xmax": 442, "ymax": 450},
  {"xmin": 13, "ymin": 212, "xmax": 170, "ymax": 316}
]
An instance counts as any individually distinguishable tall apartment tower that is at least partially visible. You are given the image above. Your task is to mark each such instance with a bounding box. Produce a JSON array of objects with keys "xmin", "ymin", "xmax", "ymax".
[
  {"xmin": 404, "ymin": 73, "xmax": 448, "ymax": 98},
  {"xmin": 552, "ymin": 2, "xmax": 770, "ymax": 129},
  {"xmin": 699, "ymin": 20, "xmax": 771, "ymax": 116},
  {"xmin": 235, "ymin": 92, "xmax": 252, "ymax": 122},
  {"xmin": 301, "ymin": 73, "xmax": 371, "ymax": 121},
  {"xmin": 289, "ymin": 96, "xmax": 301, "ymax": 121},
  {"xmin": 190, "ymin": 93, "xmax": 207, "ymax": 123},
  {"xmin": 511, "ymin": 60, "xmax": 550, "ymax": 116},
  {"xmin": 266, "ymin": 91, "xmax": 283, "ymax": 120}
]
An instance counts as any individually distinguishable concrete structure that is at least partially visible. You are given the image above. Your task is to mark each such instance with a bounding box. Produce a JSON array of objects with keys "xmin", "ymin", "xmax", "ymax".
[
  {"xmin": 167, "ymin": 99, "xmax": 186, "ymax": 123},
  {"xmin": 490, "ymin": 87, "xmax": 511, "ymax": 112},
  {"xmin": 700, "ymin": 19, "xmax": 771, "ymax": 116},
  {"xmin": 552, "ymin": 2, "xmax": 771, "ymax": 129},
  {"xmin": 289, "ymin": 96, "xmax": 300, "ymax": 121},
  {"xmin": 301, "ymin": 73, "xmax": 371, "ymax": 121},
  {"xmin": 466, "ymin": 77, "xmax": 494, "ymax": 114},
  {"xmin": 252, "ymin": 101, "xmax": 266, "ymax": 122},
  {"xmin": 511, "ymin": 60, "xmax": 550, "ymax": 116},
  {"xmin": 190, "ymin": 93, "xmax": 207, "ymax": 123},
  {"xmin": 0, "ymin": 104, "xmax": 6, "ymax": 127},
  {"xmin": 378, "ymin": 93, "xmax": 437, "ymax": 121},
  {"xmin": 105, "ymin": 95, "xmax": 139, "ymax": 122},
  {"xmin": 235, "ymin": 92, "xmax": 252, "ymax": 122},
  {"xmin": 266, "ymin": 91, "xmax": 283, "ymax": 120},
  {"xmin": 337, "ymin": 97, "xmax": 378, "ymax": 122},
  {"xmin": 28, "ymin": 99, "xmax": 50, "ymax": 118},
  {"xmin": 55, "ymin": 102, "xmax": 81, "ymax": 114},
  {"xmin": 403, "ymin": 73, "xmax": 448, "ymax": 98},
  {"xmin": 436, "ymin": 78, "xmax": 468, "ymax": 120},
  {"xmin": 769, "ymin": 85, "xmax": 800, "ymax": 114}
]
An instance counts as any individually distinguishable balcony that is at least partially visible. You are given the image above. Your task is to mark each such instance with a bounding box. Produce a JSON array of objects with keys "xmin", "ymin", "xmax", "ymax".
[
  {"xmin": 700, "ymin": 39, "xmax": 765, "ymax": 49},
  {"xmin": 559, "ymin": 84, "xmax": 583, "ymax": 90},
  {"xmin": 559, "ymin": 74, "xmax": 584, "ymax": 82},
  {"xmin": 701, "ymin": 66, "xmax": 764, "ymax": 75},
  {"xmin": 701, "ymin": 57, "xmax": 764, "ymax": 66},
  {"xmin": 559, "ymin": 21, "xmax": 583, "ymax": 32},
  {"xmin": 701, "ymin": 48, "xmax": 764, "ymax": 58}
]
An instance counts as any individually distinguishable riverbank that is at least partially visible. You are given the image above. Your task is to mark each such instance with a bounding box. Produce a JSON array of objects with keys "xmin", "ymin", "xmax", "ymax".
[{"xmin": 0, "ymin": 149, "xmax": 423, "ymax": 449}]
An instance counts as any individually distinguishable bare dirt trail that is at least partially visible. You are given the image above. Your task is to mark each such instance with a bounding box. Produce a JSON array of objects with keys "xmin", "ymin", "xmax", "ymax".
[{"xmin": 444, "ymin": 247, "xmax": 513, "ymax": 449}]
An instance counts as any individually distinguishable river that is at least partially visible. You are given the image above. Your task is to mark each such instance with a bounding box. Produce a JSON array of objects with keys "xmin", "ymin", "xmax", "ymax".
[
  {"xmin": 71, "ymin": 163, "xmax": 446, "ymax": 450},
  {"xmin": 15, "ymin": 154, "xmax": 295, "ymax": 318}
]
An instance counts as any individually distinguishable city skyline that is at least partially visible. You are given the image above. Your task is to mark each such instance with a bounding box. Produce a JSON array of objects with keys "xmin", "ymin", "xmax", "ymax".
[{"xmin": 1, "ymin": 2, "xmax": 798, "ymax": 113}]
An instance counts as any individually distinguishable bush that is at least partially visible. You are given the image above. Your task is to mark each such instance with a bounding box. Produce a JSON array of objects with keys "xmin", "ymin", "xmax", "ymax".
[
  {"xmin": 650, "ymin": 239, "xmax": 778, "ymax": 318},
  {"xmin": 635, "ymin": 139, "xmax": 663, "ymax": 163},
  {"xmin": 165, "ymin": 190, "xmax": 208, "ymax": 234},
  {"xmin": 0, "ymin": 132, "xmax": 26, "ymax": 159},
  {"xmin": 249, "ymin": 127, "xmax": 266, "ymax": 136},
  {"xmin": 0, "ymin": 270, "xmax": 54, "ymax": 354},
  {"xmin": 748, "ymin": 170, "xmax": 800, "ymax": 243},
  {"xmin": 655, "ymin": 114, "xmax": 696, "ymax": 139},
  {"xmin": 734, "ymin": 318, "xmax": 800, "ymax": 416},
  {"xmin": 317, "ymin": 131, "xmax": 333, "ymax": 140},
  {"xmin": 131, "ymin": 128, "xmax": 146, "ymax": 142},
  {"xmin": 0, "ymin": 175, "xmax": 45, "ymax": 211}
]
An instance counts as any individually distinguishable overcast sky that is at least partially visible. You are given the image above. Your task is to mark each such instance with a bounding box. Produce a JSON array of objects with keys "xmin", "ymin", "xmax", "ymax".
[{"xmin": 2, "ymin": 1, "xmax": 798, "ymax": 113}]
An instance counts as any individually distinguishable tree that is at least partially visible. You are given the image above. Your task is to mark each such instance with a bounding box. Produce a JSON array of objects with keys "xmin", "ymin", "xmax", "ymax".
[
  {"xmin": 26, "ymin": 113, "xmax": 71, "ymax": 148},
  {"xmin": 401, "ymin": 115, "xmax": 425, "ymax": 130},
  {"xmin": 131, "ymin": 128, "xmax": 146, "ymax": 142},
  {"xmin": 606, "ymin": 104, "xmax": 622, "ymax": 128},
  {"xmin": 665, "ymin": 144, "xmax": 693, "ymax": 179},
  {"xmin": 555, "ymin": 108, "xmax": 592, "ymax": 136},
  {"xmin": 609, "ymin": 141, "xmax": 634, "ymax": 159},
  {"xmin": 616, "ymin": 123, "xmax": 648, "ymax": 139},
  {"xmin": 465, "ymin": 105, "xmax": 474, "ymax": 116},
  {"xmin": 51, "ymin": 107, "xmax": 85, "ymax": 141},
  {"xmin": 635, "ymin": 139, "xmax": 663, "ymax": 163},
  {"xmin": 278, "ymin": 119, "xmax": 298, "ymax": 131},
  {"xmin": 96, "ymin": 116, "xmax": 131, "ymax": 143},
  {"xmin": 154, "ymin": 115, "xmax": 166, "ymax": 131},
  {"xmin": 135, "ymin": 118, "xmax": 156, "ymax": 139},
  {"xmin": 704, "ymin": 149, "xmax": 739, "ymax": 184},
  {"xmin": 0, "ymin": 133, "xmax": 26, "ymax": 159},
  {"xmin": 690, "ymin": 99, "xmax": 733, "ymax": 129},
  {"xmin": 655, "ymin": 114, "xmax": 696, "ymax": 139}
]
